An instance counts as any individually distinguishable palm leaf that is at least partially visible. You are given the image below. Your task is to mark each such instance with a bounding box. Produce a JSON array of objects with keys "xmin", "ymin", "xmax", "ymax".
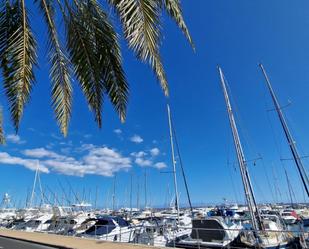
[
  {"xmin": 0, "ymin": 0, "xmax": 19, "ymax": 94},
  {"xmin": 161, "ymin": 0, "xmax": 194, "ymax": 49},
  {"xmin": 36, "ymin": 0, "xmax": 72, "ymax": 136},
  {"xmin": 79, "ymin": 0, "xmax": 128, "ymax": 122},
  {"xmin": 64, "ymin": 0, "xmax": 103, "ymax": 127},
  {"xmin": 0, "ymin": 0, "xmax": 37, "ymax": 132},
  {"xmin": 109, "ymin": 0, "xmax": 168, "ymax": 96},
  {"xmin": 63, "ymin": 0, "xmax": 128, "ymax": 126}
]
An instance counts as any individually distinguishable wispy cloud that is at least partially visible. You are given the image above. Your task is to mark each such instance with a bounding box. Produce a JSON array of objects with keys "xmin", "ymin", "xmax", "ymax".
[
  {"xmin": 154, "ymin": 162, "xmax": 167, "ymax": 169},
  {"xmin": 130, "ymin": 151, "xmax": 147, "ymax": 158},
  {"xmin": 113, "ymin": 129, "xmax": 122, "ymax": 134},
  {"xmin": 60, "ymin": 147, "xmax": 71, "ymax": 155},
  {"xmin": 1, "ymin": 138, "xmax": 166, "ymax": 176},
  {"xmin": 23, "ymin": 148, "xmax": 60, "ymax": 159},
  {"xmin": 135, "ymin": 157, "xmax": 152, "ymax": 167},
  {"xmin": 75, "ymin": 143, "xmax": 96, "ymax": 153},
  {"xmin": 130, "ymin": 135, "xmax": 143, "ymax": 143},
  {"xmin": 84, "ymin": 134, "xmax": 92, "ymax": 139},
  {"xmin": 0, "ymin": 152, "xmax": 49, "ymax": 173},
  {"xmin": 51, "ymin": 133, "xmax": 62, "ymax": 140},
  {"xmin": 6, "ymin": 134, "xmax": 26, "ymax": 144},
  {"xmin": 131, "ymin": 148, "xmax": 166, "ymax": 169},
  {"xmin": 7, "ymin": 145, "xmax": 132, "ymax": 177},
  {"xmin": 150, "ymin": 148, "xmax": 160, "ymax": 156}
]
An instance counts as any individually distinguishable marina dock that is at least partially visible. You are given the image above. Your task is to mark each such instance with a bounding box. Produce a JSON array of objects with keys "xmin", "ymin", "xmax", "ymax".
[{"xmin": 0, "ymin": 229, "xmax": 164, "ymax": 249}]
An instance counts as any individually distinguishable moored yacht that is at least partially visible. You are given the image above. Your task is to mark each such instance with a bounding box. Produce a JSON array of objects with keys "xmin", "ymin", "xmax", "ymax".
[
  {"xmin": 171, "ymin": 216, "xmax": 242, "ymax": 249},
  {"xmin": 235, "ymin": 214, "xmax": 295, "ymax": 249},
  {"xmin": 81, "ymin": 216, "xmax": 136, "ymax": 242}
]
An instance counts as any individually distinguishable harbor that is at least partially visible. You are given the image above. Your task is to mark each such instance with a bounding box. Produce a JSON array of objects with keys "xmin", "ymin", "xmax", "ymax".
[
  {"xmin": 0, "ymin": 202, "xmax": 309, "ymax": 249},
  {"xmin": 0, "ymin": 0, "xmax": 308, "ymax": 248}
]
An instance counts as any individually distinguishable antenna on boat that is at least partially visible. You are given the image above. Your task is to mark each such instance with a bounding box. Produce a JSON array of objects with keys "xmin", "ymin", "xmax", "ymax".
[
  {"xmin": 94, "ymin": 186, "xmax": 98, "ymax": 210},
  {"xmin": 218, "ymin": 66, "xmax": 263, "ymax": 231},
  {"xmin": 136, "ymin": 175, "xmax": 140, "ymax": 210},
  {"xmin": 130, "ymin": 172, "xmax": 133, "ymax": 219},
  {"xmin": 144, "ymin": 169, "xmax": 147, "ymax": 209},
  {"xmin": 112, "ymin": 174, "xmax": 116, "ymax": 211},
  {"xmin": 259, "ymin": 63, "xmax": 309, "ymax": 198},
  {"xmin": 167, "ymin": 104, "xmax": 180, "ymax": 224}
]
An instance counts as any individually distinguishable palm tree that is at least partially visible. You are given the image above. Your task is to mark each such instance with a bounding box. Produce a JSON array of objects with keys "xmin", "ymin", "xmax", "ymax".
[{"xmin": 0, "ymin": 0, "xmax": 193, "ymax": 141}]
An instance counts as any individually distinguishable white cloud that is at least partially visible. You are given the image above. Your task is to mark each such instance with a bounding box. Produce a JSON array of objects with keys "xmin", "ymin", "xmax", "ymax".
[
  {"xmin": 75, "ymin": 143, "xmax": 96, "ymax": 152},
  {"xmin": 130, "ymin": 151, "xmax": 147, "ymax": 158},
  {"xmin": 131, "ymin": 149, "xmax": 164, "ymax": 169},
  {"xmin": 22, "ymin": 148, "xmax": 61, "ymax": 159},
  {"xmin": 6, "ymin": 134, "xmax": 26, "ymax": 144},
  {"xmin": 135, "ymin": 158, "xmax": 152, "ymax": 167},
  {"xmin": 130, "ymin": 135, "xmax": 143, "ymax": 143},
  {"xmin": 6, "ymin": 145, "xmax": 131, "ymax": 177},
  {"xmin": 0, "ymin": 143, "xmax": 167, "ymax": 175},
  {"xmin": 114, "ymin": 129, "xmax": 122, "ymax": 134},
  {"xmin": 154, "ymin": 162, "xmax": 167, "ymax": 169},
  {"xmin": 150, "ymin": 148, "xmax": 160, "ymax": 156},
  {"xmin": 61, "ymin": 147, "xmax": 71, "ymax": 154},
  {"xmin": 0, "ymin": 152, "xmax": 49, "ymax": 173}
]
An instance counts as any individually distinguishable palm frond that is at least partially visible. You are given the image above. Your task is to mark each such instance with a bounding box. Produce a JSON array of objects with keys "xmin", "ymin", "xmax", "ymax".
[
  {"xmin": 64, "ymin": 0, "xmax": 104, "ymax": 127},
  {"xmin": 63, "ymin": 0, "xmax": 128, "ymax": 126},
  {"xmin": 80, "ymin": 0, "xmax": 128, "ymax": 122},
  {"xmin": 109, "ymin": 0, "xmax": 168, "ymax": 96},
  {"xmin": 37, "ymin": 0, "xmax": 72, "ymax": 136},
  {"xmin": 0, "ymin": 0, "xmax": 37, "ymax": 132},
  {"xmin": 0, "ymin": 0, "xmax": 19, "ymax": 94},
  {"xmin": 161, "ymin": 0, "xmax": 194, "ymax": 49}
]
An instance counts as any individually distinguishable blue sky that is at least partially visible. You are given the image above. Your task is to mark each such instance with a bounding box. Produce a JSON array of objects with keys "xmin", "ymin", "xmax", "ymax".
[{"xmin": 1, "ymin": 0, "xmax": 309, "ymax": 208}]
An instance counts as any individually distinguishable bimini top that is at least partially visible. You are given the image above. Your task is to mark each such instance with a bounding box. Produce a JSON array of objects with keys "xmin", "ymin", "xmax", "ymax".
[{"xmin": 84, "ymin": 216, "xmax": 130, "ymax": 236}]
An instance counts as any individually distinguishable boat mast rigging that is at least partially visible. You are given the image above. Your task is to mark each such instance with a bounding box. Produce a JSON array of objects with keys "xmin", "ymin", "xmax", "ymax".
[
  {"xmin": 259, "ymin": 64, "xmax": 309, "ymax": 198},
  {"xmin": 167, "ymin": 104, "xmax": 180, "ymax": 222},
  {"xmin": 171, "ymin": 120, "xmax": 194, "ymax": 216},
  {"xmin": 218, "ymin": 66, "xmax": 263, "ymax": 231}
]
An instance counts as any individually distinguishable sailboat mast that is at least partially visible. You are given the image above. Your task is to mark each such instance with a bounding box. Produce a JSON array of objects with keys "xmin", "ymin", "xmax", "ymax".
[
  {"xmin": 130, "ymin": 172, "xmax": 133, "ymax": 218},
  {"xmin": 144, "ymin": 169, "xmax": 147, "ymax": 208},
  {"xmin": 284, "ymin": 169, "xmax": 294, "ymax": 207},
  {"xmin": 259, "ymin": 64, "xmax": 309, "ymax": 197},
  {"xmin": 218, "ymin": 67, "xmax": 262, "ymax": 231},
  {"xmin": 167, "ymin": 104, "xmax": 180, "ymax": 222},
  {"xmin": 172, "ymin": 124, "xmax": 194, "ymax": 216},
  {"xmin": 137, "ymin": 176, "xmax": 140, "ymax": 209},
  {"xmin": 112, "ymin": 174, "xmax": 116, "ymax": 211},
  {"xmin": 30, "ymin": 161, "xmax": 40, "ymax": 208}
]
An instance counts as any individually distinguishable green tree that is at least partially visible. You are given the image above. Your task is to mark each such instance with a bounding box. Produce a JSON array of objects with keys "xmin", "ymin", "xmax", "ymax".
[{"xmin": 0, "ymin": 0, "xmax": 193, "ymax": 141}]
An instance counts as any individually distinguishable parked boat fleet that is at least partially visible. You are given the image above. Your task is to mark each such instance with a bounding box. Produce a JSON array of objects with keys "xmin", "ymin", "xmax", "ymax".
[{"xmin": 1, "ymin": 201, "xmax": 309, "ymax": 248}]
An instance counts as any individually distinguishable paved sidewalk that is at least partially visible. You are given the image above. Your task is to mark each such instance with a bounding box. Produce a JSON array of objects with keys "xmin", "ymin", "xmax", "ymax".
[
  {"xmin": 0, "ymin": 236, "xmax": 58, "ymax": 249},
  {"xmin": 0, "ymin": 229, "xmax": 163, "ymax": 249}
]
